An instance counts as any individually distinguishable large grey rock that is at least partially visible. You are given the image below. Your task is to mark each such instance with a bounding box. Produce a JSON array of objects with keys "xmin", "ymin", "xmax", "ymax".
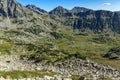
[{"xmin": 79, "ymin": 76, "xmax": 87, "ymax": 80}]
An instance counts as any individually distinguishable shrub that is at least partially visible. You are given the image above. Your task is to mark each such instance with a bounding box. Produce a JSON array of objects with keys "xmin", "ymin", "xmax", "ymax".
[{"xmin": 50, "ymin": 32, "xmax": 63, "ymax": 39}]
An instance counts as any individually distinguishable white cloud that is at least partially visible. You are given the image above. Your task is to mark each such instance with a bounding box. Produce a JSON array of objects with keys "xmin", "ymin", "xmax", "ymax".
[{"xmin": 103, "ymin": 3, "xmax": 111, "ymax": 6}]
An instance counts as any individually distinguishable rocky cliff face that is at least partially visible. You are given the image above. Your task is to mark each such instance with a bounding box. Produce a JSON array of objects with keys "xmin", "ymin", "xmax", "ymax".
[
  {"xmin": 73, "ymin": 10, "xmax": 120, "ymax": 33},
  {"xmin": 50, "ymin": 7, "xmax": 120, "ymax": 34},
  {"xmin": 73, "ymin": 10, "xmax": 114, "ymax": 33},
  {"xmin": 0, "ymin": 0, "xmax": 28, "ymax": 18}
]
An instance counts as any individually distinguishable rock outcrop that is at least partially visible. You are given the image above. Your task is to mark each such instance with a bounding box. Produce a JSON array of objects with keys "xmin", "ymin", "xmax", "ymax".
[{"xmin": 0, "ymin": 0, "xmax": 29, "ymax": 18}]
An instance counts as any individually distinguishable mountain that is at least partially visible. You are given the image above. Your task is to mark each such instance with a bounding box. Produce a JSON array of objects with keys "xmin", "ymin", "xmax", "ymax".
[
  {"xmin": 71, "ymin": 7, "xmax": 91, "ymax": 13},
  {"xmin": 49, "ymin": 6, "xmax": 70, "ymax": 15},
  {"xmin": 49, "ymin": 7, "xmax": 120, "ymax": 34},
  {"xmin": 0, "ymin": 0, "xmax": 120, "ymax": 34},
  {"xmin": 115, "ymin": 11, "xmax": 120, "ymax": 14},
  {"xmin": 26, "ymin": 4, "xmax": 48, "ymax": 15},
  {"xmin": 0, "ymin": 0, "xmax": 29, "ymax": 18},
  {"xmin": 73, "ymin": 10, "xmax": 120, "ymax": 33}
]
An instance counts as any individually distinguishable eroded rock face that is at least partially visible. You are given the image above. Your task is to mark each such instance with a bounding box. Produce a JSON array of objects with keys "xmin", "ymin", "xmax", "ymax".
[
  {"xmin": 0, "ymin": 55, "xmax": 119, "ymax": 80},
  {"xmin": 0, "ymin": 0, "xmax": 27, "ymax": 17},
  {"xmin": 73, "ymin": 10, "xmax": 120, "ymax": 33},
  {"xmin": 49, "ymin": 6, "xmax": 120, "ymax": 34}
]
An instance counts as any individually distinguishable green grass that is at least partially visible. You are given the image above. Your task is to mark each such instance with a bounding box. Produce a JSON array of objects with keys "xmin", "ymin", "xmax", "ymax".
[
  {"xmin": 0, "ymin": 70, "xmax": 56, "ymax": 79},
  {"xmin": 0, "ymin": 41, "xmax": 14, "ymax": 54},
  {"xmin": 99, "ymin": 77, "xmax": 113, "ymax": 80},
  {"xmin": 53, "ymin": 33, "xmax": 120, "ymax": 69},
  {"xmin": 0, "ymin": 25, "xmax": 120, "ymax": 69},
  {"xmin": 71, "ymin": 75, "xmax": 80, "ymax": 80},
  {"xmin": 71, "ymin": 75, "xmax": 113, "ymax": 80}
]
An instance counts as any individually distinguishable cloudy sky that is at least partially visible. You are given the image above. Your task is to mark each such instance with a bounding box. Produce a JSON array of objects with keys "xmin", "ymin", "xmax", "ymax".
[{"xmin": 17, "ymin": 0, "xmax": 120, "ymax": 11}]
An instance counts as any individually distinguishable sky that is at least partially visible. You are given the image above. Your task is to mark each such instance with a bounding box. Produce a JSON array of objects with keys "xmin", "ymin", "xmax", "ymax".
[{"xmin": 17, "ymin": 0, "xmax": 120, "ymax": 12}]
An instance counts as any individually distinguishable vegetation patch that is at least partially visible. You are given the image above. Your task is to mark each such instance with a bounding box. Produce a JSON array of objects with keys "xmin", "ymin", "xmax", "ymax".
[
  {"xmin": 0, "ymin": 70, "xmax": 56, "ymax": 79},
  {"xmin": 103, "ymin": 47, "xmax": 120, "ymax": 60},
  {"xmin": 0, "ymin": 41, "xmax": 14, "ymax": 55},
  {"xmin": 91, "ymin": 34, "xmax": 114, "ymax": 44}
]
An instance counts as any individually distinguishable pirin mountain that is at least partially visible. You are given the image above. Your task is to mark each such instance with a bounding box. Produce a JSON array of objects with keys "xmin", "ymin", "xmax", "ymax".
[{"xmin": 0, "ymin": 0, "xmax": 120, "ymax": 79}]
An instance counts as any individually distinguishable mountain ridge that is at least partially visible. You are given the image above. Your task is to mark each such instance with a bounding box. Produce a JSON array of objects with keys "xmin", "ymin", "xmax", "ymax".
[
  {"xmin": 26, "ymin": 4, "xmax": 48, "ymax": 15},
  {"xmin": 48, "ymin": 6, "xmax": 120, "ymax": 34},
  {"xmin": 0, "ymin": 0, "xmax": 120, "ymax": 34},
  {"xmin": 49, "ymin": 6, "xmax": 70, "ymax": 15}
]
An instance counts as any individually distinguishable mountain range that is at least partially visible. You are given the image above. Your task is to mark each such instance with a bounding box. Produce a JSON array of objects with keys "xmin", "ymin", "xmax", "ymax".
[
  {"xmin": 24, "ymin": 5, "xmax": 120, "ymax": 34},
  {"xmin": 0, "ymin": 0, "xmax": 120, "ymax": 34},
  {"xmin": 49, "ymin": 6, "xmax": 120, "ymax": 34}
]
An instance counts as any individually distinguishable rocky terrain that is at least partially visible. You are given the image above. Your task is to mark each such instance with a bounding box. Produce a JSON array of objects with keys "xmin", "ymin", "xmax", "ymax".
[
  {"xmin": 0, "ymin": 0, "xmax": 29, "ymax": 17},
  {"xmin": 0, "ymin": 55, "xmax": 119, "ymax": 80},
  {"xmin": 0, "ymin": 75, "xmax": 72, "ymax": 80}
]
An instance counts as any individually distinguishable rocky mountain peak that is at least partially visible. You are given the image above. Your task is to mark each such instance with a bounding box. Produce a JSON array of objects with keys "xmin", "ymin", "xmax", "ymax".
[
  {"xmin": 55, "ymin": 6, "xmax": 64, "ymax": 9},
  {"xmin": 49, "ymin": 6, "xmax": 69, "ymax": 14},
  {"xmin": 0, "ymin": 0, "xmax": 27, "ymax": 18},
  {"xmin": 0, "ymin": 0, "xmax": 16, "ymax": 3},
  {"xmin": 71, "ymin": 7, "xmax": 91, "ymax": 13},
  {"xmin": 26, "ymin": 4, "xmax": 48, "ymax": 14},
  {"xmin": 115, "ymin": 11, "xmax": 120, "ymax": 14}
]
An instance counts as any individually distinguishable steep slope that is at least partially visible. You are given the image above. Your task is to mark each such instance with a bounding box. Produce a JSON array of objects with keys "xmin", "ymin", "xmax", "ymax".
[
  {"xmin": 73, "ymin": 10, "xmax": 113, "ymax": 32},
  {"xmin": 0, "ymin": 0, "xmax": 61, "ymax": 31},
  {"xmin": 73, "ymin": 10, "xmax": 120, "ymax": 33},
  {"xmin": 49, "ymin": 7, "xmax": 120, "ymax": 34},
  {"xmin": 0, "ymin": 0, "xmax": 29, "ymax": 18},
  {"xmin": 26, "ymin": 4, "xmax": 48, "ymax": 15},
  {"xmin": 0, "ymin": 0, "xmax": 66, "ymax": 55}
]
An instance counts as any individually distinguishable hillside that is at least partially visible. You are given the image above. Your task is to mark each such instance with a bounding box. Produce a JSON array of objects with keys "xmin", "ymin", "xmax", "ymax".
[{"xmin": 0, "ymin": 0, "xmax": 120, "ymax": 79}]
